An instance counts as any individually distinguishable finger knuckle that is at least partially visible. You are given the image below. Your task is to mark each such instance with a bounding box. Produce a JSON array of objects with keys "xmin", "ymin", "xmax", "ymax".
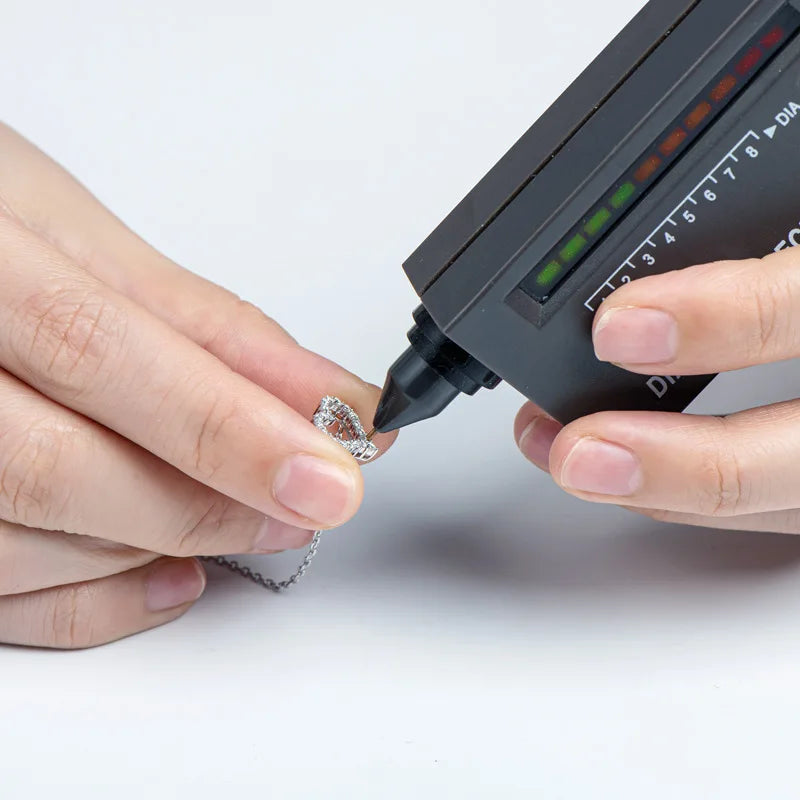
[
  {"xmin": 165, "ymin": 490, "xmax": 264, "ymax": 557},
  {"xmin": 78, "ymin": 536, "xmax": 154, "ymax": 571},
  {"xmin": 199, "ymin": 297, "xmax": 295, "ymax": 365},
  {"xmin": 696, "ymin": 419, "xmax": 749, "ymax": 517},
  {"xmin": 751, "ymin": 281, "xmax": 780, "ymax": 359},
  {"xmin": 738, "ymin": 258, "xmax": 794, "ymax": 361},
  {"xmin": 0, "ymin": 421, "xmax": 73, "ymax": 527},
  {"xmin": 217, "ymin": 298, "xmax": 263, "ymax": 333},
  {"xmin": 15, "ymin": 284, "xmax": 127, "ymax": 399},
  {"xmin": 171, "ymin": 494, "xmax": 238, "ymax": 557},
  {"xmin": 190, "ymin": 394, "xmax": 240, "ymax": 481},
  {"xmin": 47, "ymin": 582, "xmax": 98, "ymax": 649}
]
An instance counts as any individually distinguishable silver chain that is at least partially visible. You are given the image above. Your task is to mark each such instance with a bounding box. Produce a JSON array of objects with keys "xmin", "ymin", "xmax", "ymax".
[
  {"xmin": 201, "ymin": 397, "xmax": 377, "ymax": 592},
  {"xmin": 200, "ymin": 530, "xmax": 323, "ymax": 592}
]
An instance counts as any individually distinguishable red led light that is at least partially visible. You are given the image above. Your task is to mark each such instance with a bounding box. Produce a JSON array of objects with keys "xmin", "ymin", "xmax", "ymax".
[
  {"xmin": 736, "ymin": 47, "xmax": 762, "ymax": 75},
  {"xmin": 685, "ymin": 101, "xmax": 712, "ymax": 130},
  {"xmin": 659, "ymin": 128, "xmax": 688, "ymax": 157},
  {"xmin": 761, "ymin": 27, "xmax": 784, "ymax": 49},
  {"xmin": 634, "ymin": 155, "xmax": 661, "ymax": 183},
  {"xmin": 711, "ymin": 75, "xmax": 737, "ymax": 102}
]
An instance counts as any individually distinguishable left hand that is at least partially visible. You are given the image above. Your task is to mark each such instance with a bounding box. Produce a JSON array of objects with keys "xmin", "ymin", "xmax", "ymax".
[
  {"xmin": 514, "ymin": 246, "xmax": 800, "ymax": 534},
  {"xmin": 0, "ymin": 123, "xmax": 396, "ymax": 648}
]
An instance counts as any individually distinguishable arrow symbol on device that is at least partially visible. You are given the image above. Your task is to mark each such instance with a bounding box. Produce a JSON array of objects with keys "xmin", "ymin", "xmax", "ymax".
[{"xmin": 764, "ymin": 125, "xmax": 778, "ymax": 139}]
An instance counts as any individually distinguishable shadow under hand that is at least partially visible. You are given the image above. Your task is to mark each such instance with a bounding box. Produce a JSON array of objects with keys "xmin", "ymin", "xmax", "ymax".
[{"xmin": 338, "ymin": 479, "xmax": 800, "ymax": 602}]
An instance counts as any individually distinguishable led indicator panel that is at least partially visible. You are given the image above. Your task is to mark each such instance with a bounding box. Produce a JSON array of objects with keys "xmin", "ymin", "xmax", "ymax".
[{"xmin": 519, "ymin": 7, "xmax": 800, "ymax": 304}]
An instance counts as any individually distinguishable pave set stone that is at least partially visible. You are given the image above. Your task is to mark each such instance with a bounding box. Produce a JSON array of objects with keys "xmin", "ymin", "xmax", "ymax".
[{"xmin": 312, "ymin": 396, "xmax": 378, "ymax": 463}]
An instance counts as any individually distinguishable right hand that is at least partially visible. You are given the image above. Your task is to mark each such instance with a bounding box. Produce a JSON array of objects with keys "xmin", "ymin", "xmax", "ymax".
[
  {"xmin": 0, "ymin": 123, "xmax": 396, "ymax": 649},
  {"xmin": 514, "ymin": 245, "xmax": 800, "ymax": 536}
]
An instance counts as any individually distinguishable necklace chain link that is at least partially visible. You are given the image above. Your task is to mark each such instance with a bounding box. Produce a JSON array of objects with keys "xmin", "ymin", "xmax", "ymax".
[{"xmin": 200, "ymin": 531, "xmax": 323, "ymax": 592}]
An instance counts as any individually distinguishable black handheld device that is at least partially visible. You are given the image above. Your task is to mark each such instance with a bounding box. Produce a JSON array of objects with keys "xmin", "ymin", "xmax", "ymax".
[{"xmin": 373, "ymin": 0, "xmax": 800, "ymax": 433}]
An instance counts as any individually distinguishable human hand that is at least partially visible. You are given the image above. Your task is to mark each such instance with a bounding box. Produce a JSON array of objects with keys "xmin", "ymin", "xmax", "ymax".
[
  {"xmin": 0, "ymin": 123, "xmax": 395, "ymax": 648},
  {"xmin": 514, "ymin": 246, "xmax": 800, "ymax": 534}
]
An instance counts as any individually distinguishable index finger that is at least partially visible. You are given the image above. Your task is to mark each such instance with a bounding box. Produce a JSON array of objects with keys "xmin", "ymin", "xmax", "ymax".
[
  {"xmin": 591, "ymin": 247, "xmax": 800, "ymax": 375},
  {"xmin": 0, "ymin": 213, "xmax": 363, "ymax": 530},
  {"xmin": 0, "ymin": 123, "xmax": 396, "ymax": 454},
  {"xmin": 0, "ymin": 122, "xmax": 397, "ymax": 457}
]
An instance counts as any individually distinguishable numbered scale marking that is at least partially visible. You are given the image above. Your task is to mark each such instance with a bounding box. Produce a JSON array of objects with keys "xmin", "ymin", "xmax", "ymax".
[{"xmin": 584, "ymin": 130, "xmax": 762, "ymax": 312}]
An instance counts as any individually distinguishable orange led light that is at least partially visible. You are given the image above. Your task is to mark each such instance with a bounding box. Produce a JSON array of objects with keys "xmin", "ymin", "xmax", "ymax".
[
  {"xmin": 685, "ymin": 101, "xmax": 712, "ymax": 130},
  {"xmin": 711, "ymin": 75, "xmax": 737, "ymax": 102},
  {"xmin": 659, "ymin": 128, "xmax": 687, "ymax": 157},
  {"xmin": 634, "ymin": 155, "xmax": 661, "ymax": 183}
]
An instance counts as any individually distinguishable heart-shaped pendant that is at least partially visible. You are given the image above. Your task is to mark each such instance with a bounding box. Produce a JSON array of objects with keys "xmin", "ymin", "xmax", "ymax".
[
  {"xmin": 312, "ymin": 395, "xmax": 378, "ymax": 463},
  {"xmin": 204, "ymin": 396, "xmax": 379, "ymax": 592}
]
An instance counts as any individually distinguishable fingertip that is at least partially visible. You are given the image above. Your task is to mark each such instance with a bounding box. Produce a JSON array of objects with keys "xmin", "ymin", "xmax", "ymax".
[
  {"xmin": 547, "ymin": 413, "xmax": 623, "ymax": 479},
  {"xmin": 369, "ymin": 424, "xmax": 398, "ymax": 459},
  {"xmin": 144, "ymin": 557, "xmax": 207, "ymax": 613},
  {"xmin": 592, "ymin": 306, "xmax": 679, "ymax": 367},
  {"xmin": 375, "ymin": 428, "xmax": 398, "ymax": 445},
  {"xmin": 514, "ymin": 401, "xmax": 551, "ymax": 443},
  {"xmin": 190, "ymin": 557, "xmax": 207, "ymax": 593},
  {"xmin": 517, "ymin": 415, "xmax": 562, "ymax": 472}
]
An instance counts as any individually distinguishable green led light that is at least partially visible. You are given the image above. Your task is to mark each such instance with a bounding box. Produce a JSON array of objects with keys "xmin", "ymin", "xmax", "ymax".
[
  {"xmin": 536, "ymin": 261, "xmax": 563, "ymax": 287},
  {"xmin": 584, "ymin": 207, "xmax": 612, "ymax": 236},
  {"xmin": 559, "ymin": 234, "xmax": 587, "ymax": 264},
  {"xmin": 611, "ymin": 182, "xmax": 636, "ymax": 209}
]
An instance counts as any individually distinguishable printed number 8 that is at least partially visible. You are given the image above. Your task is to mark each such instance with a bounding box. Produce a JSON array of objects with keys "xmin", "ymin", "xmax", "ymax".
[{"xmin": 746, "ymin": 146, "xmax": 759, "ymax": 158}]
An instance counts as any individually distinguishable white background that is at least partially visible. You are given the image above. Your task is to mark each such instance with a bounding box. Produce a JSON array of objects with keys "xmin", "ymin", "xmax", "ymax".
[{"xmin": 5, "ymin": 0, "xmax": 800, "ymax": 797}]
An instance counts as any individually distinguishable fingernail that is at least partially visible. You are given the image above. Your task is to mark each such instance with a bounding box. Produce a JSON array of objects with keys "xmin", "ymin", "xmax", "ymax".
[
  {"xmin": 594, "ymin": 308, "xmax": 678, "ymax": 365},
  {"xmin": 518, "ymin": 416, "xmax": 561, "ymax": 469},
  {"xmin": 253, "ymin": 518, "xmax": 316, "ymax": 552},
  {"xmin": 560, "ymin": 438, "xmax": 643, "ymax": 497},
  {"xmin": 273, "ymin": 454, "xmax": 357, "ymax": 525},
  {"xmin": 145, "ymin": 559, "xmax": 206, "ymax": 612}
]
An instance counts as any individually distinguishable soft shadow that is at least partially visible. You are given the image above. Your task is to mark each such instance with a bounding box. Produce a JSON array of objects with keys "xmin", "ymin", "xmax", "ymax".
[{"xmin": 327, "ymin": 485, "xmax": 800, "ymax": 600}]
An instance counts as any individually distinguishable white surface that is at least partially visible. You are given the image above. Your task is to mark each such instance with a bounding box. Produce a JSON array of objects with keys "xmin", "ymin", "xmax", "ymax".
[{"xmin": 5, "ymin": 1, "xmax": 800, "ymax": 797}]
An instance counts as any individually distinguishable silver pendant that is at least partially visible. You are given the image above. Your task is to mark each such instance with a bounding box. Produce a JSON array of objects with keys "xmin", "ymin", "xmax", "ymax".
[
  {"xmin": 312, "ymin": 395, "xmax": 378, "ymax": 463},
  {"xmin": 203, "ymin": 396, "xmax": 378, "ymax": 591}
]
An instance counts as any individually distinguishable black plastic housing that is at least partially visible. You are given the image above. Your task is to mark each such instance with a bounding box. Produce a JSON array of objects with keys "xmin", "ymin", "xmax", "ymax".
[{"xmin": 379, "ymin": 0, "xmax": 800, "ymax": 429}]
